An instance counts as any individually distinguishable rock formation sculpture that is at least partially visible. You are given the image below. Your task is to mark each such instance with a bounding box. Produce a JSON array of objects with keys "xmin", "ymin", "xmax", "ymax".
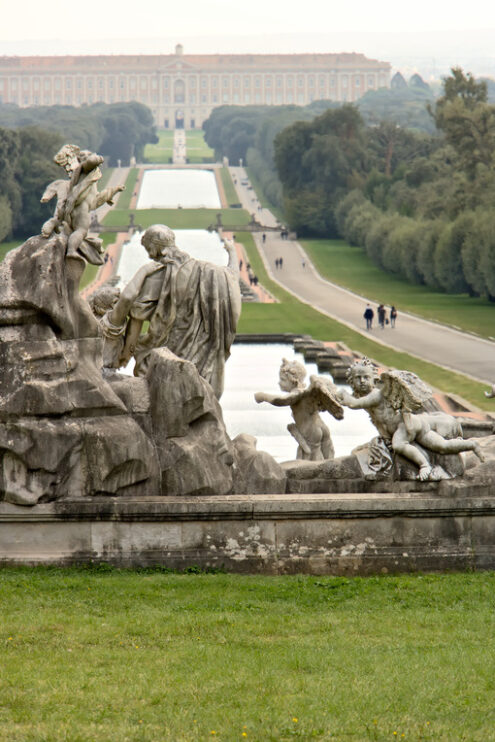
[
  {"xmin": 255, "ymin": 358, "xmax": 343, "ymax": 461},
  {"xmin": 0, "ymin": 145, "xmax": 248, "ymax": 504}
]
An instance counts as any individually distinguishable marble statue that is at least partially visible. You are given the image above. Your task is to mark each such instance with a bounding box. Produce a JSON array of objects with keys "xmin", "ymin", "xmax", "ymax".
[
  {"xmin": 101, "ymin": 224, "xmax": 241, "ymax": 398},
  {"xmin": 338, "ymin": 359, "xmax": 484, "ymax": 480},
  {"xmin": 484, "ymin": 384, "xmax": 495, "ymax": 399},
  {"xmin": 255, "ymin": 358, "xmax": 343, "ymax": 461},
  {"xmin": 41, "ymin": 143, "xmax": 124, "ymax": 263}
]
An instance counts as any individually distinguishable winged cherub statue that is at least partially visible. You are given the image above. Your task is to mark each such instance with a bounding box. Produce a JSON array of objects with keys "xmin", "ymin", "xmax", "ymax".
[{"xmin": 255, "ymin": 358, "xmax": 344, "ymax": 461}]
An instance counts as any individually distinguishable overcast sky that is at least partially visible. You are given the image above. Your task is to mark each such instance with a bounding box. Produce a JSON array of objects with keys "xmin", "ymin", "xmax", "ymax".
[{"xmin": 1, "ymin": 0, "xmax": 494, "ymax": 46}]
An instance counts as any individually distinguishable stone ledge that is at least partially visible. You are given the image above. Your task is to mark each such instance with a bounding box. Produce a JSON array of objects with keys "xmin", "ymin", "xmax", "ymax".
[
  {"xmin": 0, "ymin": 491, "xmax": 495, "ymax": 521},
  {"xmin": 3, "ymin": 493, "xmax": 495, "ymax": 573}
]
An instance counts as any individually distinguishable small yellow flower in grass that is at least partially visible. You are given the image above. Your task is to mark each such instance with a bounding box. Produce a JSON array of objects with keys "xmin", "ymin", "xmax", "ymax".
[
  {"xmin": 135, "ymin": 645, "xmax": 139, "ymax": 649},
  {"xmin": 292, "ymin": 717, "xmax": 298, "ymax": 723},
  {"xmin": 8, "ymin": 637, "xmax": 13, "ymax": 641},
  {"xmin": 210, "ymin": 732, "xmax": 216, "ymax": 736}
]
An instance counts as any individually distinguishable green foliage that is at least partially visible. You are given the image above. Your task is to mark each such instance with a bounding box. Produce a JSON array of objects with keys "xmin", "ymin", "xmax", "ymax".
[
  {"xmin": 275, "ymin": 105, "xmax": 369, "ymax": 236},
  {"xmin": 0, "ymin": 125, "xmax": 62, "ymax": 239},
  {"xmin": 434, "ymin": 215, "xmax": 473, "ymax": 294},
  {"xmin": 0, "ymin": 100, "xmax": 157, "ymax": 166},
  {"xmin": 0, "ymin": 195, "xmax": 12, "ymax": 242},
  {"xmin": 432, "ymin": 67, "xmax": 495, "ymax": 177},
  {"xmin": 358, "ymin": 83, "xmax": 436, "ymax": 133}
]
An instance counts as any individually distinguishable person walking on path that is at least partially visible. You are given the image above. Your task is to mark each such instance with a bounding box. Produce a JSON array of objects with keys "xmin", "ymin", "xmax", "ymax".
[
  {"xmin": 279, "ymin": 256, "xmax": 283, "ymax": 269},
  {"xmin": 364, "ymin": 304, "xmax": 374, "ymax": 330},
  {"xmin": 262, "ymin": 233, "xmax": 266, "ymax": 243},
  {"xmin": 390, "ymin": 306, "xmax": 397, "ymax": 328},
  {"xmin": 377, "ymin": 304, "xmax": 386, "ymax": 329}
]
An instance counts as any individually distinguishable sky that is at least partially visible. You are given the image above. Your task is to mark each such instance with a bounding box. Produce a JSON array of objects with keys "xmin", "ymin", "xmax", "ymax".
[
  {"xmin": 1, "ymin": 0, "xmax": 494, "ymax": 78},
  {"xmin": 1, "ymin": 0, "xmax": 494, "ymax": 45}
]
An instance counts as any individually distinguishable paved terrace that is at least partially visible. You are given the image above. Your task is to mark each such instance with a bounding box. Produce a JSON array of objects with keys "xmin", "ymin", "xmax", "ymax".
[{"xmin": 230, "ymin": 166, "xmax": 495, "ymax": 385}]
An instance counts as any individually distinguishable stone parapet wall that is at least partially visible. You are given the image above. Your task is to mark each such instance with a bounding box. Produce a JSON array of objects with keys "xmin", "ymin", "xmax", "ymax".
[{"xmin": 2, "ymin": 493, "xmax": 495, "ymax": 574}]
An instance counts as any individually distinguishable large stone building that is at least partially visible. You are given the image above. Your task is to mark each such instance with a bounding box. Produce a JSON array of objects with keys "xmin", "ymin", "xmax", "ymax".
[{"xmin": 0, "ymin": 45, "xmax": 391, "ymax": 129}]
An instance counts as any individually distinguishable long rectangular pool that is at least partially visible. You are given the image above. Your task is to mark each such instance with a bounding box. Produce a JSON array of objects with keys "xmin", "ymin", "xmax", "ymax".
[{"xmin": 136, "ymin": 169, "xmax": 221, "ymax": 209}]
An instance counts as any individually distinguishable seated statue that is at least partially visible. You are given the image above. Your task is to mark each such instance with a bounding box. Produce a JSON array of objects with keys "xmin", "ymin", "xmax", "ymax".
[
  {"xmin": 100, "ymin": 225, "xmax": 241, "ymax": 399},
  {"xmin": 255, "ymin": 358, "xmax": 344, "ymax": 461},
  {"xmin": 338, "ymin": 359, "xmax": 484, "ymax": 480}
]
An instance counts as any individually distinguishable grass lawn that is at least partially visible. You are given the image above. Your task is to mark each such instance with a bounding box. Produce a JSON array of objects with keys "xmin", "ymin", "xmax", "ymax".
[
  {"xmin": 302, "ymin": 239, "xmax": 495, "ymax": 341},
  {"xmin": 104, "ymin": 208, "xmax": 251, "ymax": 231},
  {"xmin": 236, "ymin": 233, "xmax": 492, "ymax": 410},
  {"xmin": 1, "ymin": 568, "xmax": 495, "ymax": 741},
  {"xmin": 116, "ymin": 168, "xmax": 139, "ymax": 211},
  {"xmin": 98, "ymin": 166, "xmax": 113, "ymax": 189},
  {"xmin": 220, "ymin": 166, "xmax": 239, "ymax": 205},
  {"xmin": 186, "ymin": 130, "xmax": 215, "ymax": 161},
  {"xmin": 144, "ymin": 130, "xmax": 175, "ymax": 164}
]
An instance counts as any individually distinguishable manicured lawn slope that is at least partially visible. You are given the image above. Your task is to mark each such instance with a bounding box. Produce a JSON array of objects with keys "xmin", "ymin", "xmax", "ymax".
[
  {"xmin": 1, "ymin": 568, "xmax": 495, "ymax": 741},
  {"xmin": 303, "ymin": 239, "xmax": 495, "ymax": 340}
]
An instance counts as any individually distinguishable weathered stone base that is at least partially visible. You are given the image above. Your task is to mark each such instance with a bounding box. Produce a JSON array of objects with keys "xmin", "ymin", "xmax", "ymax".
[{"xmin": 2, "ymin": 491, "xmax": 495, "ymax": 574}]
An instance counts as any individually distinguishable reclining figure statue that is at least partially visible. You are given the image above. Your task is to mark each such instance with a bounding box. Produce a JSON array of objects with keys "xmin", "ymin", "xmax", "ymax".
[{"xmin": 338, "ymin": 359, "xmax": 484, "ymax": 480}]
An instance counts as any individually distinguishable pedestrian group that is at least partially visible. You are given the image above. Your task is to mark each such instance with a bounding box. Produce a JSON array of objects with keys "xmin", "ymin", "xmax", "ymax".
[{"xmin": 363, "ymin": 304, "xmax": 397, "ymax": 331}]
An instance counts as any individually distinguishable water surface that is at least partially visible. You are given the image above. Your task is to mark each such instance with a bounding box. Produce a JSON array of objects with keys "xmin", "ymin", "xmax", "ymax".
[{"xmin": 137, "ymin": 169, "xmax": 221, "ymax": 209}]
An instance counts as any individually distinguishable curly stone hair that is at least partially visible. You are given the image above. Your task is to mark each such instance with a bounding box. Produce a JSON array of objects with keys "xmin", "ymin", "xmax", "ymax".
[
  {"xmin": 346, "ymin": 357, "xmax": 379, "ymax": 384},
  {"xmin": 279, "ymin": 357, "xmax": 306, "ymax": 388}
]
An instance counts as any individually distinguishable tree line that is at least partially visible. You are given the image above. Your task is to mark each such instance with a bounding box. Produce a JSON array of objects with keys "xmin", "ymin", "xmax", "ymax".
[
  {"xmin": 204, "ymin": 69, "xmax": 495, "ymax": 300},
  {"xmin": 0, "ymin": 101, "xmax": 157, "ymax": 241}
]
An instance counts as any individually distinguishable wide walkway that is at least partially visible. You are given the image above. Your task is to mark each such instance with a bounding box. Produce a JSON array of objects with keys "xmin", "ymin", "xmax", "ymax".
[{"xmin": 230, "ymin": 166, "xmax": 495, "ymax": 385}]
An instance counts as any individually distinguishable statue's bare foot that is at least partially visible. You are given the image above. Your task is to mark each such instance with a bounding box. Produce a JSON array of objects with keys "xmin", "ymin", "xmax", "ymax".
[
  {"xmin": 418, "ymin": 465, "xmax": 432, "ymax": 481},
  {"xmin": 473, "ymin": 442, "xmax": 486, "ymax": 462}
]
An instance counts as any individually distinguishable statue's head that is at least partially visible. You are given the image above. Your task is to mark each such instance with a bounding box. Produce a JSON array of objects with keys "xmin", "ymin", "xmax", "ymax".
[
  {"xmin": 53, "ymin": 143, "xmax": 81, "ymax": 174},
  {"xmin": 88, "ymin": 285, "xmax": 120, "ymax": 317},
  {"xmin": 141, "ymin": 225, "xmax": 176, "ymax": 259},
  {"xmin": 279, "ymin": 357, "xmax": 306, "ymax": 392},
  {"xmin": 347, "ymin": 358, "xmax": 378, "ymax": 397}
]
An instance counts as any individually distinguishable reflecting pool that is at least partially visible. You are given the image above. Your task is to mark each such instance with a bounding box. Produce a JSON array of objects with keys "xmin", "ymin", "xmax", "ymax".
[
  {"xmin": 116, "ymin": 229, "xmax": 227, "ymax": 287},
  {"xmin": 223, "ymin": 343, "xmax": 376, "ymax": 462},
  {"xmin": 137, "ymin": 169, "xmax": 221, "ymax": 209}
]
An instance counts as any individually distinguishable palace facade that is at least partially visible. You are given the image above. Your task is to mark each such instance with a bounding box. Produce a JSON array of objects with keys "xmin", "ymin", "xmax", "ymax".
[{"xmin": 0, "ymin": 45, "xmax": 391, "ymax": 129}]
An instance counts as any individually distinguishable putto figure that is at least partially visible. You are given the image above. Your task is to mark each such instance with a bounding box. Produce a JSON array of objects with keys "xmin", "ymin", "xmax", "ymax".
[
  {"xmin": 101, "ymin": 224, "xmax": 241, "ymax": 398},
  {"xmin": 255, "ymin": 358, "xmax": 344, "ymax": 461},
  {"xmin": 40, "ymin": 144, "xmax": 124, "ymax": 263},
  {"xmin": 338, "ymin": 359, "xmax": 484, "ymax": 480}
]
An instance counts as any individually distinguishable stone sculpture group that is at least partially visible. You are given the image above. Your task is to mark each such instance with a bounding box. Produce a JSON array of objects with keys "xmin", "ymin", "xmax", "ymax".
[{"xmin": 0, "ymin": 144, "xmax": 492, "ymax": 507}]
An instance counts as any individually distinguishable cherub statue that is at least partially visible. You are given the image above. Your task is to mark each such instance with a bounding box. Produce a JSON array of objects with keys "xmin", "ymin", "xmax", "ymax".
[
  {"xmin": 40, "ymin": 144, "xmax": 124, "ymax": 263},
  {"xmin": 338, "ymin": 359, "xmax": 484, "ymax": 480},
  {"xmin": 254, "ymin": 358, "xmax": 344, "ymax": 461}
]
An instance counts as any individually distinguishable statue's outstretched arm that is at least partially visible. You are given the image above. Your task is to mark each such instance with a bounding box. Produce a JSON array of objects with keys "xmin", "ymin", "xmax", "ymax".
[
  {"xmin": 338, "ymin": 388, "xmax": 381, "ymax": 410},
  {"xmin": 254, "ymin": 390, "xmax": 300, "ymax": 407},
  {"xmin": 223, "ymin": 238, "xmax": 239, "ymax": 275}
]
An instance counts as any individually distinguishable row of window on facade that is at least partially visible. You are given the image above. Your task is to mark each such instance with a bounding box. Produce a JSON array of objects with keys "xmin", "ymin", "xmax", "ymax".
[{"xmin": 0, "ymin": 72, "xmax": 384, "ymax": 93}]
